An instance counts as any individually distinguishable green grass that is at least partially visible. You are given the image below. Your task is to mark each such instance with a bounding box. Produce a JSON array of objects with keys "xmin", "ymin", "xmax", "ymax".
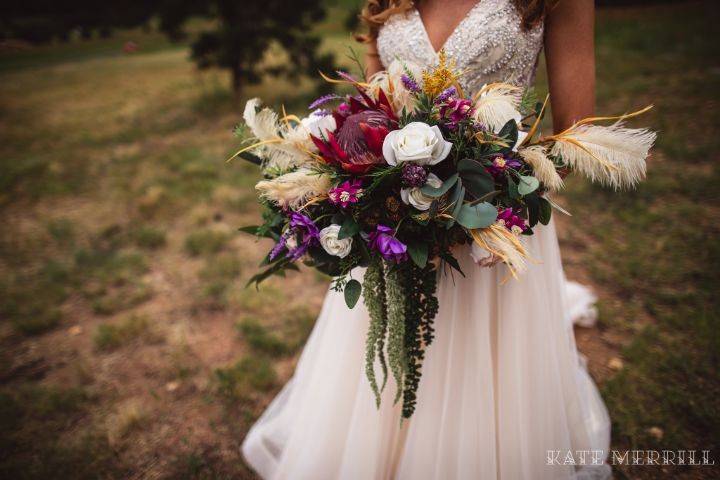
[
  {"xmin": 184, "ymin": 229, "xmax": 231, "ymax": 256},
  {"xmin": 0, "ymin": 1, "xmax": 717, "ymax": 478},
  {"xmin": 237, "ymin": 318, "xmax": 289, "ymax": 357},
  {"xmin": 532, "ymin": 1, "xmax": 720, "ymax": 469},
  {"xmin": 94, "ymin": 314, "xmax": 155, "ymax": 351},
  {"xmin": 132, "ymin": 225, "xmax": 167, "ymax": 249},
  {"xmin": 215, "ymin": 356, "xmax": 278, "ymax": 401}
]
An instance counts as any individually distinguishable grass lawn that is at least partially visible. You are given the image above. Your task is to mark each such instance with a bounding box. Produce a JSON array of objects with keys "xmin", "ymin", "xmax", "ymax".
[{"xmin": 0, "ymin": 1, "xmax": 718, "ymax": 478}]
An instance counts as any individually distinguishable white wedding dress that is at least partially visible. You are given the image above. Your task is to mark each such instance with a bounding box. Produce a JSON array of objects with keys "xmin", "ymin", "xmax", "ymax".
[{"xmin": 243, "ymin": 1, "xmax": 612, "ymax": 479}]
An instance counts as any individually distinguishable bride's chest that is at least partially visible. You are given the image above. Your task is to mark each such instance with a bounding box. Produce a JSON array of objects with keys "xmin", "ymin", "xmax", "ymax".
[{"xmin": 377, "ymin": 0, "xmax": 544, "ymax": 91}]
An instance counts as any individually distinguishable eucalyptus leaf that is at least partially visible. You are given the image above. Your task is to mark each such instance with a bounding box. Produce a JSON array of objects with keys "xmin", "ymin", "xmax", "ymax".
[
  {"xmin": 517, "ymin": 175, "xmax": 539, "ymax": 195},
  {"xmin": 344, "ymin": 279, "xmax": 362, "ymax": 309},
  {"xmin": 455, "ymin": 202, "xmax": 498, "ymax": 229},
  {"xmin": 420, "ymin": 173, "xmax": 458, "ymax": 198}
]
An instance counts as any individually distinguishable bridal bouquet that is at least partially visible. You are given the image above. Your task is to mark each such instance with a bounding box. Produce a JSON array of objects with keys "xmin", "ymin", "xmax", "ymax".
[{"xmin": 232, "ymin": 52, "xmax": 655, "ymax": 418}]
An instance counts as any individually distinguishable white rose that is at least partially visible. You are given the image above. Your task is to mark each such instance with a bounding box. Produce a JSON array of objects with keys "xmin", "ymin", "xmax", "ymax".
[
  {"xmin": 382, "ymin": 122, "xmax": 452, "ymax": 166},
  {"xmin": 400, "ymin": 173, "xmax": 442, "ymax": 211},
  {"xmin": 301, "ymin": 110, "xmax": 337, "ymax": 138},
  {"xmin": 319, "ymin": 224, "xmax": 353, "ymax": 258}
]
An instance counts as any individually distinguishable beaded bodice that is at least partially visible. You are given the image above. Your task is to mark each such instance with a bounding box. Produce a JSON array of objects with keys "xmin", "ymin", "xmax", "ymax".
[{"xmin": 376, "ymin": 0, "xmax": 544, "ymax": 95}]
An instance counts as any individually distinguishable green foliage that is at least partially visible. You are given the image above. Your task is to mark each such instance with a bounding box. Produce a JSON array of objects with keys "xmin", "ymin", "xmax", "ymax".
[
  {"xmin": 383, "ymin": 264, "xmax": 407, "ymax": 405},
  {"xmin": 362, "ymin": 258, "xmax": 389, "ymax": 407},
  {"xmin": 343, "ymin": 279, "xmax": 362, "ymax": 308},
  {"xmin": 401, "ymin": 262, "xmax": 438, "ymax": 418},
  {"xmin": 159, "ymin": 1, "xmax": 335, "ymax": 94}
]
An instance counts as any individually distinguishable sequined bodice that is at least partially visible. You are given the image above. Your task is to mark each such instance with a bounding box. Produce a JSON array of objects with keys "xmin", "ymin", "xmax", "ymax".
[{"xmin": 377, "ymin": 0, "xmax": 544, "ymax": 95}]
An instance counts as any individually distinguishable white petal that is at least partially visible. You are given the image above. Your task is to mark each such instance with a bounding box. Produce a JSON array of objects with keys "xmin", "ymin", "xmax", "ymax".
[{"xmin": 382, "ymin": 130, "xmax": 400, "ymax": 165}]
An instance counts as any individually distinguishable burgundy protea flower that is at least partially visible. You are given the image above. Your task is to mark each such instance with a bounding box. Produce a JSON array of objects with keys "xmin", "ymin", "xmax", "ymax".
[
  {"xmin": 310, "ymin": 87, "xmax": 398, "ymax": 174},
  {"xmin": 328, "ymin": 179, "xmax": 363, "ymax": 208},
  {"xmin": 401, "ymin": 163, "xmax": 429, "ymax": 188}
]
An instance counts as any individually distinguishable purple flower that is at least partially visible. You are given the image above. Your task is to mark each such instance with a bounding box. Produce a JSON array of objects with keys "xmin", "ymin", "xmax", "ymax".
[
  {"xmin": 269, "ymin": 212, "xmax": 320, "ymax": 261},
  {"xmin": 439, "ymin": 98, "xmax": 474, "ymax": 130},
  {"xmin": 308, "ymin": 93, "xmax": 342, "ymax": 110},
  {"xmin": 401, "ymin": 74, "xmax": 421, "ymax": 93},
  {"xmin": 401, "ymin": 163, "xmax": 429, "ymax": 188},
  {"xmin": 435, "ymin": 86, "xmax": 457, "ymax": 104},
  {"xmin": 328, "ymin": 179, "xmax": 363, "ymax": 208},
  {"xmin": 497, "ymin": 207, "xmax": 528, "ymax": 234},
  {"xmin": 487, "ymin": 154, "xmax": 522, "ymax": 178},
  {"xmin": 368, "ymin": 224, "xmax": 408, "ymax": 263}
]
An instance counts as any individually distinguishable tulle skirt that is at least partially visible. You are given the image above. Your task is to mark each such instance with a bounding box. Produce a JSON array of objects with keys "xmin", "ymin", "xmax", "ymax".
[{"xmin": 242, "ymin": 219, "xmax": 612, "ymax": 479}]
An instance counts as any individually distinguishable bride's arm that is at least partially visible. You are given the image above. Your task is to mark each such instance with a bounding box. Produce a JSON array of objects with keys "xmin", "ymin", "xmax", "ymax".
[
  {"xmin": 544, "ymin": 0, "xmax": 596, "ymax": 133},
  {"xmin": 365, "ymin": 40, "xmax": 384, "ymax": 77}
]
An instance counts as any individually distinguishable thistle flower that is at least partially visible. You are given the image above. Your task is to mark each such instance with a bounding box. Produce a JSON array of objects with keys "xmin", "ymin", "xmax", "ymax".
[{"xmin": 401, "ymin": 163, "xmax": 429, "ymax": 188}]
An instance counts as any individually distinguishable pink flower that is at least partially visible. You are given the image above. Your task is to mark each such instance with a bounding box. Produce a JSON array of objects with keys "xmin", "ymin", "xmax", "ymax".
[
  {"xmin": 328, "ymin": 179, "xmax": 363, "ymax": 208},
  {"xmin": 497, "ymin": 207, "xmax": 528, "ymax": 234},
  {"xmin": 439, "ymin": 98, "xmax": 474, "ymax": 130}
]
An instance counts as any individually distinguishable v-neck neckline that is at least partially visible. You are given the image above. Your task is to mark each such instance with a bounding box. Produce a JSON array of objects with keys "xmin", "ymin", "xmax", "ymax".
[{"xmin": 413, "ymin": 1, "xmax": 483, "ymax": 57}]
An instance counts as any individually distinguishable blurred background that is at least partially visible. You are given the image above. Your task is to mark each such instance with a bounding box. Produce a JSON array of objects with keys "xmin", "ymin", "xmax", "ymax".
[{"xmin": 0, "ymin": 0, "xmax": 718, "ymax": 478}]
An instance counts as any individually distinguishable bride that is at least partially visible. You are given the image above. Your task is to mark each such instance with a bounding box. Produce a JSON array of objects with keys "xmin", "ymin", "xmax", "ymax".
[{"xmin": 243, "ymin": 0, "xmax": 611, "ymax": 478}]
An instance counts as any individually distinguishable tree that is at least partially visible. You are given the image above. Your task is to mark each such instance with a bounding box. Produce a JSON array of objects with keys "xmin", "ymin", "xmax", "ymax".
[
  {"xmin": 1, "ymin": 0, "xmax": 335, "ymax": 96},
  {"xmin": 158, "ymin": 0, "xmax": 335, "ymax": 95}
]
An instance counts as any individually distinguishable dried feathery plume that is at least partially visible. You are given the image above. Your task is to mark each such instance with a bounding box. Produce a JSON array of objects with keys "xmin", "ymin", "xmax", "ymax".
[
  {"xmin": 518, "ymin": 145, "xmax": 564, "ymax": 192},
  {"xmin": 242, "ymin": 98, "xmax": 316, "ymax": 171},
  {"xmin": 470, "ymin": 224, "xmax": 529, "ymax": 279},
  {"xmin": 243, "ymin": 98, "xmax": 280, "ymax": 141},
  {"xmin": 255, "ymin": 168, "xmax": 332, "ymax": 209},
  {"xmin": 472, "ymin": 83, "xmax": 523, "ymax": 132},
  {"xmin": 550, "ymin": 122, "xmax": 656, "ymax": 189}
]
